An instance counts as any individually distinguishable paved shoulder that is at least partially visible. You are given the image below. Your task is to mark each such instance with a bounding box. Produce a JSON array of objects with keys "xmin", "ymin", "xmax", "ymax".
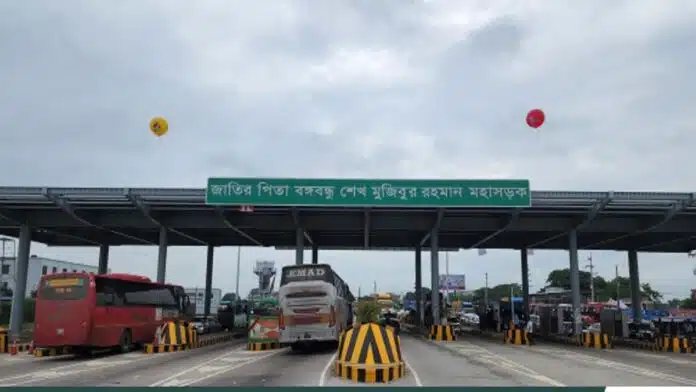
[
  {"xmin": 446, "ymin": 335, "xmax": 696, "ymax": 386},
  {"xmin": 402, "ymin": 335, "xmax": 562, "ymax": 386}
]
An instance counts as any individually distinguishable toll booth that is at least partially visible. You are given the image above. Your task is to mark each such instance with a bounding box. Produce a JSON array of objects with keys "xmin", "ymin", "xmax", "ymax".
[
  {"xmin": 536, "ymin": 305, "xmax": 574, "ymax": 336},
  {"xmin": 600, "ymin": 308, "xmax": 629, "ymax": 339}
]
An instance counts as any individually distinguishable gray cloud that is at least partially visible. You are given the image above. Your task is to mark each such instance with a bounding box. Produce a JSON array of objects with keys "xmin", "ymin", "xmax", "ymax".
[{"xmin": 2, "ymin": 1, "xmax": 696, "ymax": 298}]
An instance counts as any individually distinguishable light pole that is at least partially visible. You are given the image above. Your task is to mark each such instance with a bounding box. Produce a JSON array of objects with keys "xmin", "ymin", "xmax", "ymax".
[{"xmin": 585, "ymin": 253, "xmax": 596, "ymax": 302}]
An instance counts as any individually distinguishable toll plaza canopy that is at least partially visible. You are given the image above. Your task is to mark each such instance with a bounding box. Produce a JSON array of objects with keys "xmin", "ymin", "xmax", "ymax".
[{"xmin": 0, "ymin": 178, "xmax": 695, "ymax": 253}]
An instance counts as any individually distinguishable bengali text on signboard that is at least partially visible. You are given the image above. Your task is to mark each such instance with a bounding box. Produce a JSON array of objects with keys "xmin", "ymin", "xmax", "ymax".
[{"xmin": 205, "ymin": 178, "xmax": 531, "ymax": 208}]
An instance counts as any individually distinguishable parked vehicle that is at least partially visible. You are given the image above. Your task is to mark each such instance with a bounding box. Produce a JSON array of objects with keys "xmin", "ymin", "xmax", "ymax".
[{"xmin": 34, "ymin": 272, "xmax": 193, "ymax": 355}]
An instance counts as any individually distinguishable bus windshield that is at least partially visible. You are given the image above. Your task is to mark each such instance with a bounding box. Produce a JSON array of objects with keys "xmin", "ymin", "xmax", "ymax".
[{"xmin": 39, "ymin": 277, "xmax": 89, "ymax": 301}]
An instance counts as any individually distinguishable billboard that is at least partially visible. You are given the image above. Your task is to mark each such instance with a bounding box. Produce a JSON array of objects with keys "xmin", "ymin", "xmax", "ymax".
[{"xmin": 439, "ymin": 274, "xmax": 466, "ymax": 290}]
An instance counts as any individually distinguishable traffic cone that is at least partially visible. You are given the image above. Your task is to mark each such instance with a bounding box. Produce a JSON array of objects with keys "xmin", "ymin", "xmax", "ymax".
[{"xmin": 9, "ymin": 340, "xmax": 17, "ymax": 356}]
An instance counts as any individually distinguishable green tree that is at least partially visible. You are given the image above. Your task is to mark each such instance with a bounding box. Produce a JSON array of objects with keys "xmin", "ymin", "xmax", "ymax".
[
  {"xmin": 473, "ymin": 283, "xmax": 522, "ymax": 302},
  {"xmin": 545, "ymin": 268, "xmax": 607, "ymax": 293},
  {"xmin": 667, "ymin": 298, "xmax": 682, "ymax": 307},
  {"xmin": 680, "ymin": 298, "xmax": 696, "ymax": 309},
  {"xmin": 640, "ymin": 283, "xmax": 663, "ymax": 303}
]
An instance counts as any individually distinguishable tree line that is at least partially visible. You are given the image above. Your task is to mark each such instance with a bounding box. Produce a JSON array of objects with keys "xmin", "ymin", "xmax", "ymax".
[{"xmin": 402, "ymin": 268, "xmax": 695, "ymax": 309}]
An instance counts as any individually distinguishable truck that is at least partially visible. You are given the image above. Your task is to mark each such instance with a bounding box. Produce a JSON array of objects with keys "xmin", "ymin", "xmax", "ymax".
[{"xmin": 185, "ymin": 288, "xmax": 222, "ymax": 317}]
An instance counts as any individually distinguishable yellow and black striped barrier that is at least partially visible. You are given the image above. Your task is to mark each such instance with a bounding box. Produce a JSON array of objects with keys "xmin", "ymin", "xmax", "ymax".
[
  {"xmin": 0, "ymin": 329, "xmax": 33, "ymax": 354},
  {"xmin": 247, "ymin": 341, "xmax": 282, "ymax": 351},
  {"xmin": 430, "ymin": 325, "xmax": 456, "ymax": 341},
  {"xmin": 658, "ymin": 336, "xmax": 693, "ymax": 354},
  {"xmin": 616, "ymin": 338, "xmax": 660, "ymax": 351},
  {"xmin": 144, "ymin": 344, "xmax": 189, "ymax": 354},
  {"xmin": 144, "ymin": 321, "xmax": 193, "ymax": 354},
  {"xmin": 504, "ymin": 329, "xmax": 532, "ymax": 345},
  {"xmin": 577, "ymin": 332, "xmax": 611, "ymax": 349},
  {"xmin": 34, "ymin": 347, "xmax": 71, "ymax": 358},
  {"xmin": 334, "ymin": 322, "xmax": 405, "ymax": 383}
]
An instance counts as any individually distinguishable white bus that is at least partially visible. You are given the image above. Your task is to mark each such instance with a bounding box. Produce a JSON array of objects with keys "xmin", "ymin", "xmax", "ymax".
[{"xmin": 278, "ymin": 264, "xmax": 354, "ymax": 351}]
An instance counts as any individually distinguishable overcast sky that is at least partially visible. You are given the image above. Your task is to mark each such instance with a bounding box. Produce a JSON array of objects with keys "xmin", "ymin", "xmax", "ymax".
[{"xmin": 2, "ymin": 0, "xmax": 696, "ymax": 300}]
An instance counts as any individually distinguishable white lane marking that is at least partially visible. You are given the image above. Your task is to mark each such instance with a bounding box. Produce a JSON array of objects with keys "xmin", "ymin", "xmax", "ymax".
[
  {"xmin": 442, "ymin": 341, "xmax": 566, "ymax": 387},
  {"xmin": 219, "ymin": 357, "xmax": 249, "ymax": 363},
  {"xmin": 527, "ymin": 346, "xmax": 696, "ymax": 385},
  {"xmin": 160, "ymin": 378, "xmax": 185, "ymax": 387},
  {"xmin": 615, "ymin": 349, "xmax": 696, "ymax": 365},
  {"xmin": 149, "ymin": 347, "xmax": 286, "ymax": 387},
  {"xmin": 404, "ymin": 359, "xmax": 423, "ymax": 387},
  {"xmin": 318, "ymin": 352, "xmax": 337, "ymax": 386},
  {"xmin": 196, "ymin": 365, "xmax": 228, "ymax": 373},
  {"xmin": 0, "ymin": 353, "xmax": 161, "ymax": 387}
]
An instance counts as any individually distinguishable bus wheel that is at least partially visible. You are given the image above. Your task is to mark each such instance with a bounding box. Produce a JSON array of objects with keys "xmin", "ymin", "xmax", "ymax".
[{"xmin": 119, "ymin": 329, "xmax": 132, "ymax": 353}]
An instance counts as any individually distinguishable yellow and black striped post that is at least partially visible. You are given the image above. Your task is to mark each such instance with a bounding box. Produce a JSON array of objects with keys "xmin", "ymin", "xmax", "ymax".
[
  {"xmin": 429, "ymin": 325, "xmax": 456, "ymax": 341},
  {"xmin": 658, "ymin": 336, "xmax": 693, "ymax": 354},
  {"xmin": 0, "ymin": 329, "xmax": 6, "ymax": 354},
  {"xmin": 247, "ymin": 341, "xmax": 282, "ymax": 351},
  {"xmin": 334, "ymin": 322, "xmax": 405, "ymax": 383},
  {"xmin": 504, "ymin": 329, "xmax": 532, "ymax": 345},
  {"xmin": 186, "ymin": 323, "xmax": 199, "ymax": 349},
  {"xmin": 33, "ymin": 347, "xmax": 71, "ymax": 358},
  {"xmin": 577, "ymin": 332, "xmax": 611, "ymax": 349},
  {"xmin": 144, "ymin": 321, "xmax": 190, "ymax": 354}
]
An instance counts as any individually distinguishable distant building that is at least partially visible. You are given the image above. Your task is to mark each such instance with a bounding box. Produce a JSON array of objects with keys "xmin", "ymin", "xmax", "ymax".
[
  {"xmin": 0, "ymin": 255, "xmax": 105, "ymax": 298},
  {"xmin": 185, "ymin": 287, "xmax": 222, "ymax": 316}
]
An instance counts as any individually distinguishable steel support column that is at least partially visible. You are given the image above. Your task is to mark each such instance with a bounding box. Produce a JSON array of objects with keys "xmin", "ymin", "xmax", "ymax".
[
  {"xmin": 295, "ymin": 228, "xmax": 304, "ymax": 265},
  {"xmin": 98, "ymin": 245, "xmax": 109, "ymax": 275},
  {"xmin": 9, "ymin": 224, "xmax": 31, "ymax": 339},
  {"xmin": 520, "ymin": 248, "xmax": 530, "ymax": 320},
  {"xmin": 311, "ymin": 245, "xmax": 318, "ymax": 264},
  {"xmin": 568, "ymin": 230, "xmax": 582, "ymax": 336},
  {"xmin": 415, "ymin": 245, "xmax": 423, "ymax": 329},
  {"xmin": 628, "ymin": 250, "xmax": 642, "ymax": 322},
  {"xmin": 430, "ymin": 230, "xmax": 440, "ymax": 325},
  {"xmin": 157, "ymin": 227, "xmax": 168, "ymax": 283},
  {"xmin": 204, "ymin": 245, "xmax": 215, "ymax": 318}
]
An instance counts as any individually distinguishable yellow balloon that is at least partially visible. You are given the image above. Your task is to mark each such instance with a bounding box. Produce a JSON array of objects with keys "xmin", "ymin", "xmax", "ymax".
[{"xmin": 149, "ymin": 117, "xmax": 169, "ymax": 137}]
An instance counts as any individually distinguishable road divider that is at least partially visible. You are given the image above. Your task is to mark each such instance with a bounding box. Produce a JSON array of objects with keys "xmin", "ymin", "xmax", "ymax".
[
  {"xmin": 430, "ymin": 324, "xmax": 455, "ymax": 341},
  {"xmin": 578, "ymin": 332, "xmax": 611, "ymax": 349},
  {"xmin": 334, "ymin": 322, "xmax": 405, "ymax": 383},
  {"xmin": 247, "ymin": 341, "xmax": 281, "ymax": 351},
  {"xmin": 504, "ymin": 329, "xmax": 532, "ymax": 345},
  {"xmin": 33, "ymin": 347, "xmax": 71, "ymax": 358},
  {"xmin": 0, "ymin": 329, "xmax": 32, "ymax": 354},
  {"xmin": 144, "ymin": 321, "xmax": 237, "ymax": 354}
]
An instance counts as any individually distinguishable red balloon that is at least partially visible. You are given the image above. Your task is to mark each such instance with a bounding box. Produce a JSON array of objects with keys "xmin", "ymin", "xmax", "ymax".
[{"xmin": 526, "ymin": 109, "xmax": 545, "ymax": 128}]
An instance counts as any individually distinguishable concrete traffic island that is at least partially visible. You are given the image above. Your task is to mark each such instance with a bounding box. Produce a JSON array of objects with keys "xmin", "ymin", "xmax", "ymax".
[
  {"xmin": 247, "ymin": 315, "xmax": 283, "ymax": 351},
  {"xmin": 334, "ymin": 323, "xmax": 405, "ymax": 383},
  {"xmin": 144, "ymin": 321, "xmax": 238, "ymax": 354}
]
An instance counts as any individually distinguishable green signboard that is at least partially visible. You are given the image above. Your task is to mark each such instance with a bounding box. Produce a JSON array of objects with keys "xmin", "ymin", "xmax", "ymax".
[{"xmin": 206, "ymin": 178, "xmax": 530, "ymax": 208}]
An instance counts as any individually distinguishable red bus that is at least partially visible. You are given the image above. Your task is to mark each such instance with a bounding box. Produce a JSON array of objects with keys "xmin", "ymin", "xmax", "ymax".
[
  {"xmin": 34, "ymin": 272, "xmax": 194, "ymax": 355},
  {"xmin": 581, "ymin": 302, "xmax": 609, "ymax": 324}
]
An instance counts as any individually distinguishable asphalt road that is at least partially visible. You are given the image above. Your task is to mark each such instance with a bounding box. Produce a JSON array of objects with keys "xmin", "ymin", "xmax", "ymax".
[
  {"xmin": 1, "ymin": 333, "xmax": 694, "ymax": 387},
  {"xmin": 434, "ymin": 334, "xmax": 696, "ymax": 386}
]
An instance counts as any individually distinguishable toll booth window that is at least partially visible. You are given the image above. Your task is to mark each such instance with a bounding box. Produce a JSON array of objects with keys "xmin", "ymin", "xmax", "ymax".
[
  {"xmin": 41, "ymin": 266, "xmax": 48, "ymax": 275},
  {"xmin": 52, "ymin": 267, "xmax": 57, "ymax": 273}
]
